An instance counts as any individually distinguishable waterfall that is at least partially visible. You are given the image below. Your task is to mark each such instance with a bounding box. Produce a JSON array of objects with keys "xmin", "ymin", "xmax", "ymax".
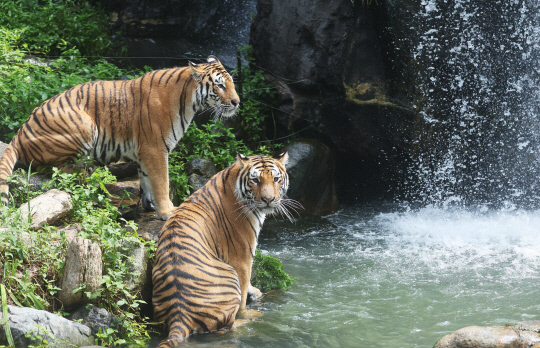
[{"xmin": 403, "ymin": 0, "xmax": 540, "ymax": 209}]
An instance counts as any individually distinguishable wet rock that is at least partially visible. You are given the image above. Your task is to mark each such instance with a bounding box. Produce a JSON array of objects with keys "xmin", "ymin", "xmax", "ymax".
[
  {"xmin": 250, "ymin": 0, "xmax": 415, "ymax": 201},
  {"xmin": 58, "ymin": 237, "xmax": 102, "ymax": 310},
  {"xmin": 18, "ymin": 189, "xmax": 73, "ymax": 229},
  {"xmin": 136, "ymin": 210, "xmax": 166, "ymax": 242},
  {"xmin": 0, "ymin": 305, "xmax": 93, "ymax": 348},
  {"xmin": 434, "ymin": 322, "xmax": 540, "ymax": 348},
  {"xmin": 285, "ymin": 139, "xmax": 339, "ymax": 216},
  {"xmin": 68, "ymin": 304, "xmax": 116, "ymax": 337}
]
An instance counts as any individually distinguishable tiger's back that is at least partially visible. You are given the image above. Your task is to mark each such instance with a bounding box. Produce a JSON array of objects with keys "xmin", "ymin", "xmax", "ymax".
[{"xmin": 152, "ymin": 154, "xmax": 295, "ymax": 346}]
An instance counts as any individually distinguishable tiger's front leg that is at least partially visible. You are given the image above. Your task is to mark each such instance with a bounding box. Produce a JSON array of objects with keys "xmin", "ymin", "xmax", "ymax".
[{"xmin": 138, "ymin": 151, "xmax": 175, "ymax": 220}]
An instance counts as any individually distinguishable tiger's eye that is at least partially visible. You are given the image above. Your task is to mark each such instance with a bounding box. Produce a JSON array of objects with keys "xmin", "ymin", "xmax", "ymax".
[
  {"xmin": 274, "ymin": 177, "xmax": 280, "ymax": 183},
  {"xmin": 252, "ymin": 178, "xmax": 260, "ymax": 184}
]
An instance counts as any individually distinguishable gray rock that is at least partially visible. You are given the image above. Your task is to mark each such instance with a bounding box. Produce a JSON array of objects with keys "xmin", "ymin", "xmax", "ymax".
[
  {"xmin": 285, "ymin": 139, "xmax": 339, "ymax": 216},
  {"xmin": 185, "ymin": 158, "xmax": 217, "ymax": 178},
  {"xmin": 18, "ymin": 189, "xmax": 73, "ymax": 229},
  {"xmin": 120, "ymin": 239, "xmax": 153, "ymax": 305},
  {"xmin": 188, "ymin": 173, "xmax": 211, "ymax": 192},
  {"xmin": 434, "ymin": 323, "xmax": 540, "ymax": 348},
  {"xmin": 68, "ymin": 305, "xmax": 115, "ymax": 337},
  {"xmin": 0, "ymin": 305, "xmax": 93, "ymax": 347},
  {"xmin": 0, "ymin": 141, "xmax": 8, "ymax": 159},
  {"xmin": 58, "ymin": 237, "xmax": 103, "ymax": 310}
]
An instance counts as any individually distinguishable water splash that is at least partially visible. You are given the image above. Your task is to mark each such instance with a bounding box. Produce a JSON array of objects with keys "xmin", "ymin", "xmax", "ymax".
[{"xmin": 406, "ymin": 0, "xmax": 540, "ymax": 209}]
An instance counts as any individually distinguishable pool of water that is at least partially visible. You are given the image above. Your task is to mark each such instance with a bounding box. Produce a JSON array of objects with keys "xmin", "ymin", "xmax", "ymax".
[{"xmin": 148, "ymin": 204, "xmax": 540, "ymax": 347}]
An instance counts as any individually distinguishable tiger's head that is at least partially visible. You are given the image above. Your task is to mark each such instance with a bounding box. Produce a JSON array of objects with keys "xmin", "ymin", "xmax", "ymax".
[
  {"xmin": 235, "ymin": 153, "xmax": 300, "ymax": 222},
  {"xmin": 189, "ymin": 56, "xmax": 239, "ymax": 118}
]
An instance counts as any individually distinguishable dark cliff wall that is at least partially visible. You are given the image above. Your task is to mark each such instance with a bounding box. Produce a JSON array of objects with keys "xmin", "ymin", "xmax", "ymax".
[{"xmin": 250, "ymin": 0, "xmax": 415, "ymax": 202}]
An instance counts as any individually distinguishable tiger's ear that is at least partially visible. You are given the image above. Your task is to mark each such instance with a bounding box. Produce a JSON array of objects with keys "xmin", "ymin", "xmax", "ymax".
[
  {"xmin": 189, "ymin": 61, "xmax": 202, "ymax": 81},
  {"xmin": 207, "ymin": 55, "xmax": 220, "ymax": 64},
  {"xmin": 277, "ymin": 151, "xmax": 289, "ymax": 166},
  {"xmin": 237, "ymin": 153, "xmax": 249, "ymax": 168}
]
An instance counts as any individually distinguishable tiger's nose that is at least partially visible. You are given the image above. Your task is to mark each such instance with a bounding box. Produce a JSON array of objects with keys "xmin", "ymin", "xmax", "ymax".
[
  {"xmin": 231, "ymin": 98, "xmax": 240, "ymax": 108},
  {"xmin": 261, "ymin": 196, "xmax": 274, "ymax": 204}
]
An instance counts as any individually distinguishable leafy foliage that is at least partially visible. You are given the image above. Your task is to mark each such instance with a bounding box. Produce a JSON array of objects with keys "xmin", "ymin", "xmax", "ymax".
[
  {"xmin": 169, "ymin": 119, "xmax": 272, "ymax": 201},
  {"xmin": 0, "ymin": 165, "xmax": 153, "ymax": 346},
  {"xmin": 251, "ymin": 249, "xmax": 295, "ymax": 292},
  {"xmin": 0, "ymin": 0, "xmax": 115, "ymax": 57},
  {"xmin": 232, "ymin": 45, "xmax": 278, "ymax": 143}
]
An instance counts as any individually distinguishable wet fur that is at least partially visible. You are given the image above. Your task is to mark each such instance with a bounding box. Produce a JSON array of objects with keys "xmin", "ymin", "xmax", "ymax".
[{"xmin": 152, "ymin": 154, "xmax": 298, "ymax": 347}]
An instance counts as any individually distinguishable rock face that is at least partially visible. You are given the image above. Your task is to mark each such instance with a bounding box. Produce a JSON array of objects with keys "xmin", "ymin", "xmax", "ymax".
[
  {"xmin": 0, "ymin": 305, "xmax": 94, "ymax": 348},
  {"xmin": 18, "ymin": 189, "xmax": 73, "ymax": 229},
  {"xmin": 285, "ymin": 139, "xmax": 338, "ymax": 216},
  {"xmin": 434, "ymin": 322, "xmax": 540, "ymax": 348},
  {"xmin": 58, "ymin": 237, "xmax": 103, "ymax": 310},
  {"xmin": 250, "ymin": 0, "xmax": 414, "ymax": 201}
]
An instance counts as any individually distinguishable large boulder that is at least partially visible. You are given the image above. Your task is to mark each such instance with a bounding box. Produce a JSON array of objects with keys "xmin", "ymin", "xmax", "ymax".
[
  {"xmin": 250, "ymin": 0, "xmax": 414, "ymax": 201},
  {"xmin": 58, "ymin": 237, "xmax": 103, "ymax": 310},
  {"xmin": 0, "ymin": 305, "xmax": 93, "ymax": 348},
  {"xmin": 185, "ymin": 157, "xmax": 218, "ymax": 192},
  {"xmin": 18, "ymin": 189, "xmax": 73, "ymax": 229},
  {"xmin": 285, "ymin": 139, "xmax": 338, "ymax": 216},
  {"xmin": 434, "ymin": 322, "xmax": 540, "ymax": 348}
]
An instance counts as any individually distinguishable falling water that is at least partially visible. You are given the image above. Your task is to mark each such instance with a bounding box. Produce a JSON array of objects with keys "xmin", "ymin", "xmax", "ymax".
[{"xmin": 405, "ymin": 0, "xmax": 540, "ymax": 209}]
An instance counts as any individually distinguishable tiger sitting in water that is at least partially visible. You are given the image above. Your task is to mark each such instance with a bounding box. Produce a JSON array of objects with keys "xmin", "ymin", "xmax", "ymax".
[
  {"xmin": 0, "ymin": 56, "xmax": 239, "ymax": 219},
  {"xmin": 152, "ymin": 153, "xmax": 299, "ymax": 347}
]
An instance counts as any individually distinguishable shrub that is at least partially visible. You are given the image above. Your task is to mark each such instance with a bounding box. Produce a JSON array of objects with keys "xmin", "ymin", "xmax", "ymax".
[{"xmin": 251, "ymin": 249, "xmax": 295, "ymax": 292}]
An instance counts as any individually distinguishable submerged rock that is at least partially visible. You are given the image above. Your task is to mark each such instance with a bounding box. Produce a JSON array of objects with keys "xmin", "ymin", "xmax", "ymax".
[
  {"xmin": 0, "ymin": 305, "xmax": 93, "ymax": 348},
  {"xmin": 434, "ymin": 322, "xmax": 540, "ymax": 348}
]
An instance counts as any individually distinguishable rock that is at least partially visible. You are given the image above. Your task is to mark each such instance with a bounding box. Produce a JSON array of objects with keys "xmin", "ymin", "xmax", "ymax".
[
  {"xmin": 106, "ymin": 162, "xmax": 139, "ymax": 179},
  {"xmin": 185, "ymin": 158, "xmax": 217, "ymax": 178},
  {"xmin": 250, "ymin": 0, "xmax": 415, "ymax": 201},
  {"xmin": 120, "ymin": 239, "xmax": 153, "ymax": 306},
  {"xmin": 104, "ymin": 179, "xmax": 141, "ymax": 219},
  {"xmin": 434, "ymin": 323, "xmax": 540, "ymax": 348},
  {"xmin": 188, "ymin": 173, "xmax": 210, "ymax": 192},
  {"xmin": 185, "ymin": 158, "xmax": 218, "ymax": 192},
  {"xmin": 18, "ymin": 189, "xmax": 73, "ymax": 229},
  {"xmin": 0, "ymin": 141, "xmax": 7, "ymax": 158},
  {"xmin": 0, "ymin": 305, "xmax": 93, "ymax": 348},
  {"xmin": 285, "ymin": 139, "xmax": 339, "ymax": 216},
  {"xmin": 68, "ymin": 305, "xmax": 115, "ymax": 337},
  {"xmin": 58, "ymin": 237, "xmax": 103, "ymax": 310}
]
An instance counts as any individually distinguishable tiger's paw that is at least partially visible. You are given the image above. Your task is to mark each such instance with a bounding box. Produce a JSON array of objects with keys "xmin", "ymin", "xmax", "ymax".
[
  {"xmin": 157, "ymin": 208, "xmax": 175, "ymax": 220},
  {"xmin": 237, "ymin": 308, "xmax": 264, "ymax": 320},
  {"xmin": 157, "ymin": 201, "xmax": 176, "ymax": 220},
  {"xmin": 247, "ymin": 284, "xmax": 263, "ymax": 303}
]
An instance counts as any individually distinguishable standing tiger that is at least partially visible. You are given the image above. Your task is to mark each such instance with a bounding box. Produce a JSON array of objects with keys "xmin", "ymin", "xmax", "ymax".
[
  {"xmin": 0, "ymin": 56, "xmax": 239, "ymax": 219},
  {"xmin": 152, "ymin": 153, "xmax": 299, "ymax": 347}
]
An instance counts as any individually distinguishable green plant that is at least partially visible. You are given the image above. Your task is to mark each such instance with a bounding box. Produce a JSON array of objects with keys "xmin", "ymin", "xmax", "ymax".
[
  {"xmin": 1, "ymin": 284, "xmax": 16, "ymax": 348},
  {"xmin": 0, "ymin": 0, "xmax": 115, "ymax": 57},
  {"xmin": 232, "ymin": 45, "xmax": 278, "ymax": 143},
  {"xmin": 251, "ymin": 249, "xmax": 295, "ymax": 292},
  {"xmin": 168, "ymin": 118, "xmax": 273, "ymax": 201}
]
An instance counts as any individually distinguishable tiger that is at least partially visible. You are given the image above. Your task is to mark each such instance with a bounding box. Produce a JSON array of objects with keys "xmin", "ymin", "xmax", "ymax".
[
  {"xmin": 152, "ymin": 152, "xmax": 299, "ymax": 347},
  {"xmin": 0, "ymin": 55, "xmax": 239, "ymax": 219}
]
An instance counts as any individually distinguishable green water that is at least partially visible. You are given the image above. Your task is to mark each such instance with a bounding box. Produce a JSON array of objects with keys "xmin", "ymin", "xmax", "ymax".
[{"xmin": 149, "ymin": 204, "xmax": 540, "ymax": 347}]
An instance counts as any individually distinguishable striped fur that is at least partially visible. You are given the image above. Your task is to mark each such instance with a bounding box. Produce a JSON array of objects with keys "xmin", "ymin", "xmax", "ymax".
[
  {"xmin": 152, "ymin": 153, "xmax": 297, "ymax": 347},
  {"xmin": 0, "ymin": 56, "xmax": 239, "ymax": 219}
]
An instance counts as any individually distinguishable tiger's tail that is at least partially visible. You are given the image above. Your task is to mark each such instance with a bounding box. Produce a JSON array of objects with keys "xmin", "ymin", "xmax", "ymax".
[
  {"xmin": 156, "ymin": 319, "xmax": 190, "ymax": 348},
  {"xmin": 0, "ymin": 142, "xmax": 20, "ymax": 205}
]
